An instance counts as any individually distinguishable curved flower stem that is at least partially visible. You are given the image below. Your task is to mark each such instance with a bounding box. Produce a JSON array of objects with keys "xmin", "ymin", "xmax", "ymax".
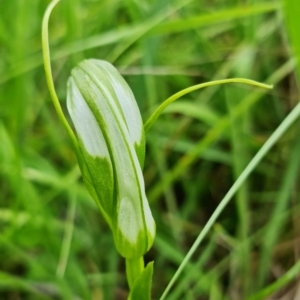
[
  {"xmin": 126, "ymin": 256, "xmax": 144, "ymax": 291},
  {"xmin": 42, "ymin": 0, "xmax": 79, "ymax": 153},
  {"xmin": 144, "ymin": 78, "xmax": 272, "ymax": 132}
]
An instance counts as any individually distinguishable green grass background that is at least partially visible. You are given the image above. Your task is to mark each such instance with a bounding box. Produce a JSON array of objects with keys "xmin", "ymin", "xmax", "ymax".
[{"xmin": 1, "ymin": 0, "xmax": 300, "ymax": 299}]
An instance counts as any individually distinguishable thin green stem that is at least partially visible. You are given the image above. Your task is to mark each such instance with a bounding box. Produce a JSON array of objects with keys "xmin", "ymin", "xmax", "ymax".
[
  {"xmin": 41, "ymin": 0, "xmax": 78, "ymax": 152},
  {"xmin": 159, "ymin": 101, "xmax": 300, "ymax": 300},
  {"xmin": 126, "ymin": 256, "xmax": 144, "ymax": 290},
  {"xmin": 144, "ymin": 78, "xmax": 272, "ymax": 132}
]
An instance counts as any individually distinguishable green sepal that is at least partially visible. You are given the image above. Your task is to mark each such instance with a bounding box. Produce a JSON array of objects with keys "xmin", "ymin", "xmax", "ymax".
[
  {"xmin": 128, "ymin": 262, "xmax": 154, "ymax": 300},
  {"xmin": 114, "ymin": 225, "xmax": 154, "ymax": 259},
  {"xmin": 79, "ymin": 146, "xmax": 114, "ymax": 227}
]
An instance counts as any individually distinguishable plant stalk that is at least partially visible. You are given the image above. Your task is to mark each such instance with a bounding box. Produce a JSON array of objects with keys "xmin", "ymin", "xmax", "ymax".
[
  {"xmin": 41, "ymin": 0, "xmax": 78, "ymax": 152},
  {"xmin": 126, "ymin": 256, "xmax": 144, "ymax": 290}
]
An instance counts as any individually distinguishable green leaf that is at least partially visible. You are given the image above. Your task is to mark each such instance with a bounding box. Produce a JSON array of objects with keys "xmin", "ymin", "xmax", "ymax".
[
  {"xmin": 283, "ymin": 0, "xmax": 300, "ymax": 79},
  {"xmin": 129, "ymin": 262, "xmax": 154, "ymax": 300},
  {"xmin": 67, "ymin": 59, "xmax": 155, "ymax": 259}
]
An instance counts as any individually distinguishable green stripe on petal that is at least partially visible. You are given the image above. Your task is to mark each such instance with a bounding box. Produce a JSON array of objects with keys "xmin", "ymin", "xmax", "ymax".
[
  {"xmin": 83, "ymin": 59, "xmax": 145, "ymax": 167},
  {"xmin": 67, "ymin": 59, "xmax": 155, "ymax": 259},
  {"xmin": 67, "ymin": 77, "xmax": 114, "ymax": 225}
]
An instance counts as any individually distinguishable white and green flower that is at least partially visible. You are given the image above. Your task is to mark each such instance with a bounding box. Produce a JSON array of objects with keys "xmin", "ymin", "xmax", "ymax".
[{"xmin": 67, "ymin": 59, "xmax": 155, "ymax": 259}]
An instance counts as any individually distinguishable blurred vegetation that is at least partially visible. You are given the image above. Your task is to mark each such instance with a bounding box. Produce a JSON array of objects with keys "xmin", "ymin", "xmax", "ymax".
[{"xmin": 1, "ymin": 0, "xmax": 300, "ymax": 299}]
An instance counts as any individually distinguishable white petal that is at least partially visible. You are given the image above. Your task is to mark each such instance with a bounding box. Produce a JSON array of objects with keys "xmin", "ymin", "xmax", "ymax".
[
  {"xmin": 91, "ymin": 59, "xmax": 143, "ymax": 145},
  {"xmin": 117, "ymin": 197, "xmax": 140, "ymax": 243},
  {"xmin": 67, "ymin": 78, "xmax": 109, "ymax": 158}
]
